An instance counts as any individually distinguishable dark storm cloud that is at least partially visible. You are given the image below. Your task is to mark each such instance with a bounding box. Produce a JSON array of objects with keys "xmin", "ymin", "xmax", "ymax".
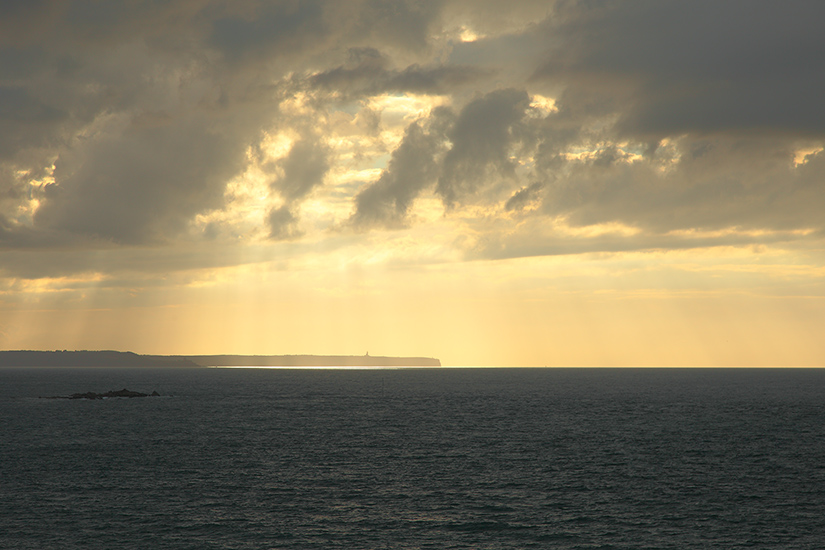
[
  {"xmin": 207, "ymin": 0, "xmax": 328, "ymax": 62},
  {"xmin": 435, "ymin": 0, "xmax": 825, "ymax": 261},
  {"xmin": 352, "ymin": 88, "xmax": 534, "ymax": 226},
  {"xmin": 350, "ymin": 0, "xmax": 444, "ymax": 52},
  {"xmin": 311, "ymin": 48, "xmax": 486, "ymax": 97},
  {"xmin": 0, "ymin": 0, "xmax": 58, "ymax": 45},
  {"xmin": 2, "ymin": 0, "xmax": 825, "ymax": 277},
  {"xmin": 436, "ymin": 88, "xmax": 530, "ymax": 206},
  {"xmin": 0, "ymin": 2, "xmax": 219, "ymax": 248},
  {"xmin": 271, "ymin": 137, "xmax": 330, "ymax": 202},
  {"xmin": 0, "ymin": 0, "xmax": 323, "ymax": 251},
  {"xmin": 532, "ymin": 137, "xmax": 825, "ymax": 235},
  {"xmin": 456, "ymin": 136, "xmax": 825, "ymax": 262},
  {"xmin": 206, "ymin": 0, "xmax": 444, "ymax": 67},
  {"xmin": 0, "ymin": 86, "xmax": 67, "ymax": 160},
  {"xmin": 33, "ymin": 116, "xmax": 247, "ymax": 244},
  {"xmin": 351, "ymin": 117, "xmax": 446, "ymax": 228},
  {"xmin": 514, "ymin": 133, "xmax": 825, "ymax": 233},
  {"xmin": 533, "ymin": 0, "xmax": 825, "ymax": 138},
  {"xmin": 0, "ymin": 47, "xmax": 48, "ymax": 80},
  {"xmin": 0, "ymin": 218, "xmax": 43, "ymax": 250},
  {"xmin": 0, "ymin": 0, "xmax": 455, "ymax": 256}
]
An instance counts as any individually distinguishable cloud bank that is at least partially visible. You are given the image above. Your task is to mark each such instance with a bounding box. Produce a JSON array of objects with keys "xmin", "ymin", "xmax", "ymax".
[{"xmin": 1, "ymin": 0, "xmax": 823, "ymax": 281}]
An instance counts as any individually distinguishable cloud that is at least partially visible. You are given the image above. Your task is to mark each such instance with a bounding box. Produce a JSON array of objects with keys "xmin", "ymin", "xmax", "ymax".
[
  {"xmin": 455, "ymin": 137, "xmax": 825, "ymax": 262},
  {"xmin": 0, "ymin": 0, "xmax": 455, "ymax": 252},
  {"xmin": 436, "ymin": 88, "xmax": 530, "ymax": 206},
  {"xmin": 505, "ymin": 181, "xmax": 544, "ymax": 211},
  {"xmin": 270, "ymin": 137, "xmax": 330, "ymax": 202},
  {"xmin": 350, "ymin": 117, "xmax": 446, "ymax": 228},
  {"xmin": 265, "ymin": 135, "xmax": 330, "ymax": 240},
  {"xmin": 348, "ymin": 0, "xmax": 444, "ymax": 53},
  {"xmin": 207, "ymin": 0, "xmax": 329, "ymax": 63},
  {"xmin": 311, "ymin": 48, "xmax": 486, "ymax": 97},
  {"xmin": 32, "ymin": 114, "xmax": 248, "ymax": 245},
  {"xmin": 1, "ymin": 0, "xmax": 824, "ymax": 283},
  {"xmin": 468, "ymin": 222, "xmax": 819, "ymax": 262},
  {"xmin": 536, "ymin": 137, "xmax": 825, "ymax": 233},
  {"xmin": 533, "ymin": 0, "xmax": 825, "ymax": 138},
  {"xmin": 350, "ymin": 88, "xmax": 535, "ymax": 227},
  {"xmin": 0, "ymin": 86, "xmax": 67, "ymax": 164},
  {"xmin": 0, "ymin": 1, "xmax": 328, "ymax": 250},
  {"xmin": 267, "ymin": 205, "xmax": 301, "ymax": 240}
]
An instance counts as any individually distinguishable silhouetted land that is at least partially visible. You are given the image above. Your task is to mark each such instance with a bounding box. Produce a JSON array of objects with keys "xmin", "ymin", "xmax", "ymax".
[
  {"xmin": 183, "ymin": 354, "xmax": 441, "ymax": 367},
  {"xmin": 0, "ymin": 351, "xmax": 197, "ymax": 367},
  {"xmin": 0, "ymin": 350, "xmax": 441, "ymax": 367}
]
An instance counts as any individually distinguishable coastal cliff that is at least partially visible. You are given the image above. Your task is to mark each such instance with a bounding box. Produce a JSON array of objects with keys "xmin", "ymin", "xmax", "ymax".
[{"xmin": 184, "ymin": 354, "xmax": 441, "ymax": 367}]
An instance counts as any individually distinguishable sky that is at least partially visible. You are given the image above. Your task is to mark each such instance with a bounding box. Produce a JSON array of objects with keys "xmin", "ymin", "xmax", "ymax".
[{"xmin": 1, "ymin": 0, "xmax": 825, "ymax": 366}]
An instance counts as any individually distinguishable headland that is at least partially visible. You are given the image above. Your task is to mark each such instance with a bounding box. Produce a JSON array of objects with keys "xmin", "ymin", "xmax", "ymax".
[{"xmin": 0, "ymin": 350, "xmax": 441, "ymax": 367}]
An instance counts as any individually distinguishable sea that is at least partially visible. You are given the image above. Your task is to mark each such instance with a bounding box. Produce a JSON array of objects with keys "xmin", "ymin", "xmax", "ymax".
[{"xmin": 1, "ymin": 367, "xmax": 824, "ymax": 549}]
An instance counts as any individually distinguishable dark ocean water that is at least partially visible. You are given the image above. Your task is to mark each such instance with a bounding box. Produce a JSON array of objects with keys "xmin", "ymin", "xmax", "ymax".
[{"xmin": 2, "ymin": 367, "xmax": 824, "ymax": 549}]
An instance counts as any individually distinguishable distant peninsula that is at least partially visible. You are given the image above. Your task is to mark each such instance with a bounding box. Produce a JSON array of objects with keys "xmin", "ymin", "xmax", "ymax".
[{"xmin": 0, "ymin": 350, "xmax": 441, "ymax": 368}]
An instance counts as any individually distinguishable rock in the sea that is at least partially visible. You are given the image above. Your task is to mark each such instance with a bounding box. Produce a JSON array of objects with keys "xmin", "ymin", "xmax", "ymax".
[{"xmin": 99, "ymin": 388, "xmax": 149, "ymax": 398}]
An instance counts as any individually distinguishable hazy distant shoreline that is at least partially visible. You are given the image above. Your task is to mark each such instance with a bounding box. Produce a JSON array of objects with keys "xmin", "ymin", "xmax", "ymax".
[{"xmin": 0, "ymin": 350, "xmax": 441, "ymax": 368}]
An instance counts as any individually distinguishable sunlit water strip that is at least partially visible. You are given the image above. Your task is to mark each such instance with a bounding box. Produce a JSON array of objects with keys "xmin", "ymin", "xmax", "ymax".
[
  {"xmin": 207, "ymin": 365, "xmax": 825, "ymax": 369},
  {"xmin": 207, "ymin": 365, "xmax": 418, "ymax": 369},
  {"xmin": 208, "ymin": 365, "xmax": 554, "ymax": 369}
]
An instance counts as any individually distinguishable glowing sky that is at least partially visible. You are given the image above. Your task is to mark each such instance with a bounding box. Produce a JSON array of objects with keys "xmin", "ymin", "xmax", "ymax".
[{"xmin": 2, "ymin": 1, "xmax": 825, "ymax": 365}]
